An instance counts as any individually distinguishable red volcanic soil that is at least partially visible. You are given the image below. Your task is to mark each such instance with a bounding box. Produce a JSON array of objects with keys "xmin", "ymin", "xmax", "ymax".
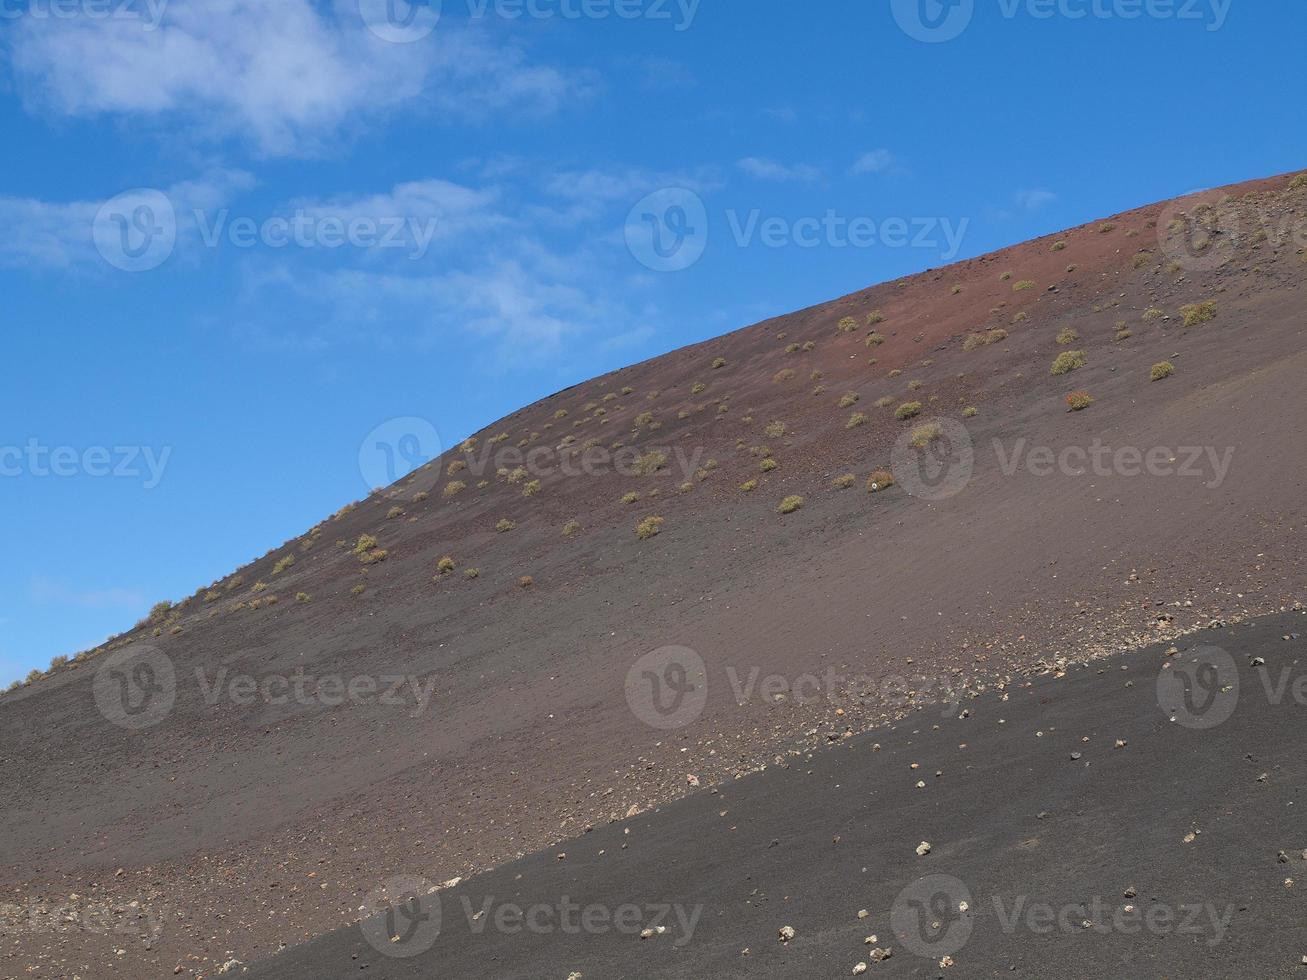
[{"xmin": 3, "ymin": 171, "xmax": 1307, "ymax": 978}]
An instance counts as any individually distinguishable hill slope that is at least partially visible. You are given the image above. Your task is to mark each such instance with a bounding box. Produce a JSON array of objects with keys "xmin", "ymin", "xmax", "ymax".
[{"xmin": 4, "ymin": 171, "xmax": 1307, "ymax": 978}]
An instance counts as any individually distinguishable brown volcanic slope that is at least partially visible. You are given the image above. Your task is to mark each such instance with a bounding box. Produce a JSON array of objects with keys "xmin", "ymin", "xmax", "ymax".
[{"xmin": 4, "ymin": 171, "xmax": 1307, "ymax": 978}]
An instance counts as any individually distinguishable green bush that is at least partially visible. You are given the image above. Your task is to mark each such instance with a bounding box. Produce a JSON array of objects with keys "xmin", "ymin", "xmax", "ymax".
[
  {"xmin": 635, "ymin": 516, "xmax": 665, "ymax": 540},
  {"xmin": 910, "ymin": 423, "xmax": 942, "ymax": 449},
  {"xmin": 1050, "ymin": 350, "xmax": 1087, "ymax": 376},
  {"xmin": 634, "ymin": 451, "xmax": 667, "ymax": 475},
  {"xmin": 895, "ymin": 401, "xmax": 922, "ymax": 420},
  {"xmin": 1180, "ymin": 300, "xmax": 1217, "ymax": 327},
  {"xmin": 777, "ymin": 495, "xmax": 804, "ymax": 514}
]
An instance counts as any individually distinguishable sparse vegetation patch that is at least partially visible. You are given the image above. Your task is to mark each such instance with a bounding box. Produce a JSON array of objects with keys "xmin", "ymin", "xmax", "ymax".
[
  {"xmin": 1050, "ymin": 350, "xmax": 1087, "ymax": 376},
  {"xmin": 777, "ymin": 495, "xmax": 804, "ymax": 514}
]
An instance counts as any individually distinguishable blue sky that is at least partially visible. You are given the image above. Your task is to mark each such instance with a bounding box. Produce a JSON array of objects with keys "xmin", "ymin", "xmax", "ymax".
[{"xmin": 1, "ymin": 0, "xmax": 1303, "ymax": 684}]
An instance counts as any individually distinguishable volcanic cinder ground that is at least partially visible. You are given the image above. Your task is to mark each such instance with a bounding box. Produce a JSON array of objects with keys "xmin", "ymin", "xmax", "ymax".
[{"xmin": 3, "ymin": 171, "xmax": 1307, "ymax": 979}]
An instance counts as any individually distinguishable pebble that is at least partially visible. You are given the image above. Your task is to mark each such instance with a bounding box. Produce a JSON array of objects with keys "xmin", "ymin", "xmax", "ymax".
[
  {"xmin": 778, "ymin": 925, "xmax": 796, "ymax": 943},
  {"xmin": 916, "ymin": 841, "xmax": 932, "ymax": 856}
]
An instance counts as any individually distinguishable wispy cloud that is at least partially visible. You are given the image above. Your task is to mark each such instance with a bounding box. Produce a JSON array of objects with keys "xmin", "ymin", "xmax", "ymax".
[
  {"xmin": 761, "ymin": 105, "xmax": 799, "ymax": 124},
  {"xmin": 3, "ymin": 0, "xmax": 593, "ymax": 157},
  {"xmin": 212, "ymin": 168, "xmax": 687, "ymax": 366},
  {"xmin": 849, "ymin": 149, "xmax": 896, "ymax": 176},
  {"xmin": 1014, "ymin": 188, "xmax": 1057, "ymax": 211},
  {"xmin": 736, "ymin": 157, "xmax": 822, "ymax": 183}
]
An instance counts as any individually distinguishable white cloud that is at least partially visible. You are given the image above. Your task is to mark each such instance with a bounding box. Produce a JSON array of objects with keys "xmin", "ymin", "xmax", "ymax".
[
  {"xmin": 849, "ymin": 149, "xmax": 895, "ymax": 176},
  {"xmin": 3, "ymin": 0, "xmax": 591, "ymax": 156},
  {"xmin": 1015, "ymin": 189, "xmax": 1057, "ymax": 210},
  {"xmin": 215, "ymin": 169, "xmax": 688, "ymax": 367},
  {"xmin": 736, "ymin": 157, "xmax": 822, "ymax": 183},
  {"xmin": 286, "ymin": 179, "xmax": 511, "ymax": 253}
]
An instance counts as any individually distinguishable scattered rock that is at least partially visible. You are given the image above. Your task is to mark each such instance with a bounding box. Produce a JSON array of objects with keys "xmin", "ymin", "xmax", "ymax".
[
  {"xmin": 916, "ymin": 841, "xmax": 932, "ymax": 856},
  {"xmin": 778, "ymin": 925, "xmax": 796, "ymax": 943}
]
